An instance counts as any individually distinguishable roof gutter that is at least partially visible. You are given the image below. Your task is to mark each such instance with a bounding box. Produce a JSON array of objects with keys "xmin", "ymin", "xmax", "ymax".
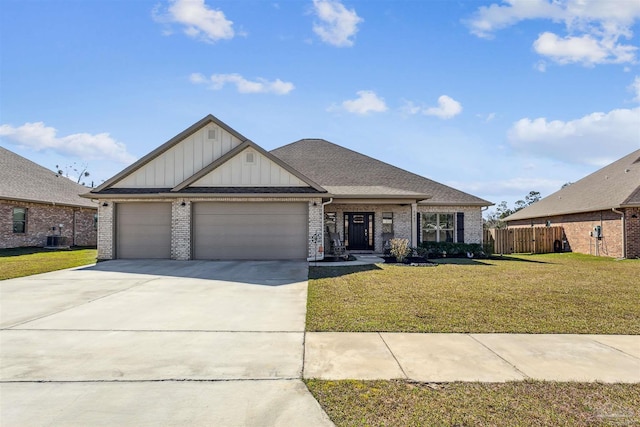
[{"xmin": 612, "ymin": 207, "xmax": 626, "ymax": 259}]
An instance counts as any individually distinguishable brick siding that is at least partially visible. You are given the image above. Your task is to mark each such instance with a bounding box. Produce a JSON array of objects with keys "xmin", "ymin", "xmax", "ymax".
[
  {"xmin": 508, "ymin": 209, "xmax": 627, "ymax": 258},
  {"xmin": 324, "ymin": 204, "xmax": 484, "ymax": 253},
  {"xmin": 97, "ymin": 197, "xmax": 323, "ymax": 260},
  {"xmin": 1, "ymin": 199, "xmax": 97, "ymax": 249},
  {"xmin": 625, "ymin": 207, "xmax": 640, "ymax": 259},
  {"xmin": 96, "ymin": 198, "xmax": 485, "ymax": 260}
]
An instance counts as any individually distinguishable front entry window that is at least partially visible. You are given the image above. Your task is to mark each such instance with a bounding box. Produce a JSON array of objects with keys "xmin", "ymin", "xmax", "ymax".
[{"xmin": 421, "ymin": 213, "xmax": 454, "ymax": 242}]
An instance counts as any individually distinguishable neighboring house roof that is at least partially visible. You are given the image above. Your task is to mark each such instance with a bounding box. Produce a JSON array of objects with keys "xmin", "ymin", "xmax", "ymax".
[
  {"xmin": 271, "ymin": 139, "xmax": 492, "ymax": 206},
  {"xmin": 0, "ymin": 146, "xmax": 97, "ymax": 209},
  {"xmin": 505, "ymin": 149, "xmax": 640, "ymax": 222}
]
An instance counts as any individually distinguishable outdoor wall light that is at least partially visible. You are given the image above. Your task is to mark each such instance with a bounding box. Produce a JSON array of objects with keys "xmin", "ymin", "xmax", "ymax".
[
  {"xmin": 102, "ymin": 202, "xmax": 109, "ymax": 207},
  {"xmin": 181, "ymin": 201, "xmax": 186, "ymax": 206}
]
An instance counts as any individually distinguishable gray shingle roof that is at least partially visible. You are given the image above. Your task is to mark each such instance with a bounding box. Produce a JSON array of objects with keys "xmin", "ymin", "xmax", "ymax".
[
  {"xmin": 505, "ymin": 149, "xmax": 640, "ymax": 221},
  {"xmin": 271, "ymin": 139, "xmax": 491, "ymax": 206},
  {"xmin": 0, "ymin": 146, "xmax": 97, "ymax": 209}
]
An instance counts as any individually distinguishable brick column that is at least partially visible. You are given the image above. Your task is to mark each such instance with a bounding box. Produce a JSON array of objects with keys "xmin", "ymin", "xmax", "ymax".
[
  {"xmin": 97, "ymin": 201, "xmax": 114, "ymax": 260},
  {"xmin": 411, "ymin": 203, "xmax": 418, "ymax": 247},
  {"xmin": 171, "ymin": 199, "xmax": 192, "ymax": 260},
  {"xmin": 308, "ymin": 198, "xmax": 324, "ymax": 260}
]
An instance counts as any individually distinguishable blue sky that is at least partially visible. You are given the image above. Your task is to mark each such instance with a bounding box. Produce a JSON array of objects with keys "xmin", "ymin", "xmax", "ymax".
[{"xmin": 1, "ymin": 0, "xmax": 639, "ymax": 214}]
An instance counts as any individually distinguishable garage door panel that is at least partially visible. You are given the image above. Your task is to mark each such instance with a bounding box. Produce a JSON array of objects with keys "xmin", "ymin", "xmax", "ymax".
[
  {"xmin": 116, "ymin": 203, "xmax": 171, "ymax": 259},
  {"xmin": 193, "ymin": 202, "xmax": 308, "ymax": 260}
]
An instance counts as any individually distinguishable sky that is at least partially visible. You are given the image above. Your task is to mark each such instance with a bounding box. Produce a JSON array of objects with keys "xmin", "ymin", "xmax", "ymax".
[{"xmin": 1, "ymin": 0, "xmax": 639, "ymax": 216}]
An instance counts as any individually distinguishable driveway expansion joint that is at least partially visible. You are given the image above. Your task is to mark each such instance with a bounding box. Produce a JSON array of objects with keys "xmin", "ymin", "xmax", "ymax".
[
  {"xmin": 468, "ymin": 334, "xmax": 531, "ymax": 380},
  {"xmin": 2, "ymin": 277, "xmax": 161, "ymax": 330},
  {"xmin": 378, "ymin": 332, "xmax": 409, "ymax": 380},
  {"xmin": 590, "ymin": 337, "xmax": 640, "ymax": 360}
]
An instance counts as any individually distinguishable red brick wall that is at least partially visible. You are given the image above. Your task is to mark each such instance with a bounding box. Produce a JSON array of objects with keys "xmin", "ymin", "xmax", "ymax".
[
  {"xmin": 508, "ymin": 210, "xmax": 625, "ymax": 258},
  {"xmin": 625, "ymin": 207, "xmax": 640, "ymax": 259},
  {"xmin": 0, "ymin": 200, "xmax": 97, "ymax": 249}
]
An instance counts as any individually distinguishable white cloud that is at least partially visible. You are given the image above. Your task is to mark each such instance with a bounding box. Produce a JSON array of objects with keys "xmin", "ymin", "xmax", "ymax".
[
  {"xmin": 476, "ymin": 112, "xmax": 496, "ymax": 122},
  {"xmin": 424, "ymin": 95, "xmax": 463, "ymax": 119},
  {"xmin": 630, "ymin": 76, "xmax": 640, "ymax": 102},
  {"xmin": 508, "ymin": 107, "xmax": 640, "ymax": 166},
  {"xmin": 312, "ymin": 0, "xmax": 363, "ymax": 47},
  {"xmin": 153, "ymin": 0, "xmax": 234, "ymax": 43},
  {"xmin": 330, "ymin": 90, "xmax": 388, "ymax": 115},
  {"xmin": 467, "ymin": 0, "xmax": 640, "ymax": 66},
  {"xmin": 190, "ymin": 72, "xmax": 294, "ymax": 95},
  {"xmin": 402, "ymin": 96, "xmax": 463, "ymax": 119},
  {"xmin": 533, "ymin": 32, "xmax": 636, "ymax": 66},
  {"xmin": 0, "ymin": 122, "xmax": 136, "ymax": 164}
]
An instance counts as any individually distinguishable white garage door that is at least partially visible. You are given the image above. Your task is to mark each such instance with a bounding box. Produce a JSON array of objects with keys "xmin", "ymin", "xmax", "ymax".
[
  {"xmin": 116, "ymin": 202, "xmax": 171, "ymax": 259},
  {"xmin": 193, "ymin": 202, "xmax": 308, "ymax": 260}
]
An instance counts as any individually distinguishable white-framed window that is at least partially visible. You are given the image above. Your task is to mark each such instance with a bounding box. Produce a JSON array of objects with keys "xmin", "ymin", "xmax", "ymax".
[
  {"xmin": 13, "ymin": 207, "xmax": 27, "ymax": 233},
  {"xmin": 421, "ymin": 212, "xmax": 454, "ymax": 242}
]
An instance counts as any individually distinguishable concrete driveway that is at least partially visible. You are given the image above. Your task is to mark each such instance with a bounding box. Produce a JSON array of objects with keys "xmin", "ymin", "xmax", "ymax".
[{"xmin": 0, "ymin": 260, "xmax": 333, "ymax": 426}]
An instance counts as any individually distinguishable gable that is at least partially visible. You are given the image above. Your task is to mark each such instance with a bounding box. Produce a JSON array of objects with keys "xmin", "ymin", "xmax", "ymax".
[
  {"xmin": 191, "ymin": 147, "xmax": 308, "ymax": 187},
  {"xmin": 112, "ymin": 123, "xmax": 243, "ymax": 188}
]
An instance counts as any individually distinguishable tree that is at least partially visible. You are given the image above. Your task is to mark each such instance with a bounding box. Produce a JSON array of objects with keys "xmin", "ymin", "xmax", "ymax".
[
  {"xmin": 484, "ymin": 191, "xmax": 541, "ymax": 229},
  {"xmin": 56, "ymin": 163, "xmax": 91, "ymax": 186}
]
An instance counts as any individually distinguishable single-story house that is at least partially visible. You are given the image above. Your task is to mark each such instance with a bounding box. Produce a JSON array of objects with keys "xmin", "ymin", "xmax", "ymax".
[
  {"xmin": 504, "ymin": 149, "xmax": 640, "ymax": 259},
  {"xmin": 87, "ymin": 115, "xmax": 492, "ymax": 260},
  {"xmin": 0, "ymin": 146, "xmax": 98, "ymax": 249}
]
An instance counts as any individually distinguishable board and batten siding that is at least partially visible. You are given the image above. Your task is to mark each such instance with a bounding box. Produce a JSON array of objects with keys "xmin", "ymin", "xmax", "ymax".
[
  {"xmin": 192, "ymin": 149, "xmax": 307, "ymax": 187},
  {"xmin": 113, "ymin": 124, "xmax": 243, "ymax": 188}
]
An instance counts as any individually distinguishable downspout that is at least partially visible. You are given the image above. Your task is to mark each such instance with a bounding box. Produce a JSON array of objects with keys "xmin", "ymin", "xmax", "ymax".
[
  {"xmin": 612, "ymin": 207, "xmax": 626, "ymax": 259},
  {"xmin": 315, "ymin": 198, "xmax": 333, "ymax": 261}
]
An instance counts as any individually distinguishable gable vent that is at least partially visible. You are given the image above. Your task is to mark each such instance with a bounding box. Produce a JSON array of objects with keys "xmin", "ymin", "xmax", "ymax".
[
  {"xmin": 207, "ymin": 129, "xmax": 217, "ymax": 140},
  {"xmin": 245, "ymin": 151, "xmax": 255, "ymax": 164}
]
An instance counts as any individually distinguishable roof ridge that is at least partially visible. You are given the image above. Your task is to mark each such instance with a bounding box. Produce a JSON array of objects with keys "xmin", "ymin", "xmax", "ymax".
[{"xmin": 271, "ymin": 138, "xmax": 492, "ymax": 206}]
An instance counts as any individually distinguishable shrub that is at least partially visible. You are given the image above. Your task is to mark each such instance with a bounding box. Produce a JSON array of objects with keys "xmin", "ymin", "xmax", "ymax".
[
  {"xmin": 418, "ymin": 242, "xmax": 486, "ymax": 258},
  {"xmin": 389, "ymin": 238, "xmax": 411, "ymax": 263}
]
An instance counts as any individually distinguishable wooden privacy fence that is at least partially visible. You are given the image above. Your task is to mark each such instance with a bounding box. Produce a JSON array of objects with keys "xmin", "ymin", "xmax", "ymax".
[{"xmin": 484, "ymin": 226, "xmax": 564, "ymax": 254}]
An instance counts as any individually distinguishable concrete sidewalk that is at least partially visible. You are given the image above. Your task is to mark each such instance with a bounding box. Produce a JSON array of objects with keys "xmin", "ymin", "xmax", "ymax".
[{"xmin": 304, "ymin": 332, "xmax": 640, "ymax": 383}]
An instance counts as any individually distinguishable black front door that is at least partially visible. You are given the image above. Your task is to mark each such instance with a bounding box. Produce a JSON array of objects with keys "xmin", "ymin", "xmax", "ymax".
[{"xmin": 345, "ymin": 213, "xmax": 374, "ymax": 250}]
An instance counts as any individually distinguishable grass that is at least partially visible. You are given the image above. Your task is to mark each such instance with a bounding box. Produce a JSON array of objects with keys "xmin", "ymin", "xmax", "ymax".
[
  {"xmin": 0, "ymin": 247, "xmax": 97, "ymax": 280},
  {"xmin": 306, "ymin": 379, "xmax": 640, "ymax": 427},
  {"xmin": 307, "ymin": 253, "xmax": 640, "ymax": 334}
]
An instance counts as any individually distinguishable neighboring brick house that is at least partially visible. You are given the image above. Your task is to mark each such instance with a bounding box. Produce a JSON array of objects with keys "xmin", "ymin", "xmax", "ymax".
[
  {"xmin": 0, "ymin": 146, "xmax": 97, "ymax": 249},
  {"xmin": 505, "ymin": 149, "xmax": 640, "ymax": 259},
  {"xmin": 86, "ymin": 114, "xmax": 491, "ymax": 261}
]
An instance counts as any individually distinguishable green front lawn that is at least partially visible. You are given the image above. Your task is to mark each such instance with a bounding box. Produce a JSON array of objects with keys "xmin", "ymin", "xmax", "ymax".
[
  {"xmin": 307, "ymin": 253, "xmax": 640, "ymax": 334},
  {"xmin": 0, "ymin": 247, "xmax": 97, "ymax": 280},
  {"xmin": 306, "ymin": 380, "xmax": 640, "ymax": 427}
]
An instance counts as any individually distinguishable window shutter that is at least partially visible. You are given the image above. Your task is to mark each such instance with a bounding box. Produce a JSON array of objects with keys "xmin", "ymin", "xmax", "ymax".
[
  {"xmin": 456, "ymin": 212, "xmax": 464, "ymax": 243},
  {"xmin": 417, "ymin": 212, "xmax": 421, "ymax": 245}
]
